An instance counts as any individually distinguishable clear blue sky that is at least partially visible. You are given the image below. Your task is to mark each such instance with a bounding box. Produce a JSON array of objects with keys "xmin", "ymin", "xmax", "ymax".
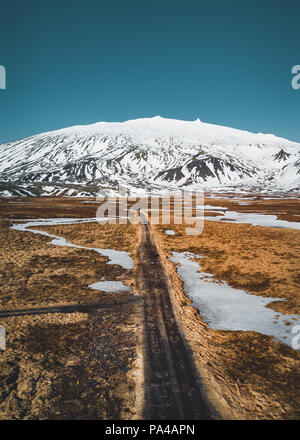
[{"xmin": 0, "ymin": 0, "xmax": 299, "ymax": 143}]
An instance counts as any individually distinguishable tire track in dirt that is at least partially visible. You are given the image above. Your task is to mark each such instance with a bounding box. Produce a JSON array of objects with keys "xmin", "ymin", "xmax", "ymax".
[{"xmin": 136, "ymin": 213, "xmax": 215, "ymax": 420}]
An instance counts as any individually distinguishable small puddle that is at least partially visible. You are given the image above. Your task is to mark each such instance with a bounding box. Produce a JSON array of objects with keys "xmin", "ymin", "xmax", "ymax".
[
  {"xmin": 89, "ymin": 281, "xmax": 131, "ymax": 293},
  {"xmin": 165, "ymin": 230, "xmax": 176, "ymax": 235},
  {"xmin": 170, "ymin": 252, "xmax": 300, "ymax": 349}
]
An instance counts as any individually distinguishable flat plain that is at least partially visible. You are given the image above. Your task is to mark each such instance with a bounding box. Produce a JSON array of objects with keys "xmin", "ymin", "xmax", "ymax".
[{"xmin": 0, "ymin": 195, "xmax": 299, "ymax": 419}]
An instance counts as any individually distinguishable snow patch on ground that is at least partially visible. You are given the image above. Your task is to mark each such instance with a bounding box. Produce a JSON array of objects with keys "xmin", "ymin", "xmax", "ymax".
[
  {"xmin": 202, "ymin": 209, "xmax": 300, "ymax": 230},
  {"xmin": 89, "ymin": 281, "xmax": 131, "ymax": 293},
  {"xmin": 170, "ymin": 252, "xmax": 300, "ymax": 349},
  {"xmin": 11, "ymin": 218, "xmax": 134, "ymax": 269},
  {"xmin": 165, "ymin": 230, "xmax": 176, "ymax": 235}
]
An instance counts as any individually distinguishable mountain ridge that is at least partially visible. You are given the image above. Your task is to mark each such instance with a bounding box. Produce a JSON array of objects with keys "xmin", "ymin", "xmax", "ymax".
[{"xmin": 0, "ymin": 116, "xmax": 299, "ymax": 197}]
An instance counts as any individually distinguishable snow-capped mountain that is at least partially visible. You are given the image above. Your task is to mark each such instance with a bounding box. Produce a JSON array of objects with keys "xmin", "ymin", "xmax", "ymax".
[{"xmin": 0, "ymin": 116, "xmax": 299, "ymax": 196}]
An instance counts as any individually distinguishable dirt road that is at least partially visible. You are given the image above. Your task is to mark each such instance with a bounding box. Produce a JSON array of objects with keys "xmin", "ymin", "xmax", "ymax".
[{"xmin": 136, "ymin": 213, "xmax": 215, "ymax": 420}]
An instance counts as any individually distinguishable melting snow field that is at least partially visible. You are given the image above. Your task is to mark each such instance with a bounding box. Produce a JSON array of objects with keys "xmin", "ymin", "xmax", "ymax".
[
  {"xmin": 11, "ymin": 218, "xmax": 133, "ymax": 293},
  {"xmin": 202, "ymin": 205, "xmax": 300, "ymax": 230},
  {"xmin": 149, "ymin": 204, "xmax": 299, "ymax": 230},
  {"xmin": 170, "ymin": 252, "xmax": 300, "ymax": 349}
]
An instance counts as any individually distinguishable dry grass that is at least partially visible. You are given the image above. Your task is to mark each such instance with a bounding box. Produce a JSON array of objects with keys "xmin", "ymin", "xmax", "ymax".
[
  {"xmin": 0, "ymin": 196, "xmax": 299, "ymax": 419},
  {"xmin": 153, "ymin": 203, "xmax": 300, "ymax": 419},
  {"xmin": 0, "ymin": 208, "xmax": 142, "ymax": 420},
  {"xmin": 0, "ymin": 310, "xmax": 139, "ymax": 420},
  {"xmin": 0, "ymin": 220, "xmax": 137, "ymax": 309},
  {"xmin": 157, "ymin": 218, "xmax": 300, "ymax": 315}
]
